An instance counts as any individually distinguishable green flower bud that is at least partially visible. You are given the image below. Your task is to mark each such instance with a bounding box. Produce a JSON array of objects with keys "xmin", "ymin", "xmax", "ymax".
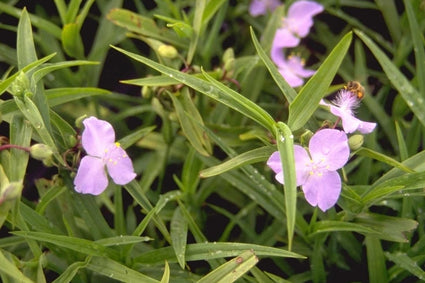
[
  {"xmin": 142, "ymin": 86, "xmax": 152, "ymax": 99},
  {"xmin": 0, "ymin": 181, "xmax": 23, "ymax": 203},
  {"xmin": 67, "ymin": 134, "xmax": 78, "ymax": 148},
  {"xmin": 348, "ymin": 134, "xmax": 364, "ymax": 151},
  {"xmin": 223, "ymin": 48, "xmax": 235, "ymax": 64},
  {"xmin": 30, "ymin": 144, "xmax": 54, "ymax": 166},
  {"xmin": 75, "ymin": 115, "xmax": 88, "ymax": 128},
  {"xmin": 157, "ymin": 44, "xmax": 178, "ymax": 59},
  {"xmin": 9, "ymin": 71, "xmax": 30, "ymax": 97}
]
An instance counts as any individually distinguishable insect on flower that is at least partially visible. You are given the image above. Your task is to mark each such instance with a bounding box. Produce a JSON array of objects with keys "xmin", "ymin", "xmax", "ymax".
[{"xmin": 344, "ymin": 81, "xmax": 365, "ymax": 100}]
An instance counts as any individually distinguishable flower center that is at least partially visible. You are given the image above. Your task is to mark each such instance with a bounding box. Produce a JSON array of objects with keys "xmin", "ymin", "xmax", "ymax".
[
  {"xmin": 103, "ymin": 142, "xmax": 129, "ymax": 166},
  {"xmin": 307, "ymin": 157, "xmax": 329, "ymax": 177}
]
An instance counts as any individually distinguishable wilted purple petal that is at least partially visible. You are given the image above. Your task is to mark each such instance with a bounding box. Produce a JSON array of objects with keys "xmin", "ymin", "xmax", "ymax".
[
  {"xmin": 105, "ymin": 143, "xmax": 136, "ymax": 185},
  {"xmin": 285, "ymin": 1, "xmax": 324, "ymax": 37},
  {"xmin": 82, "ymin": 117, "xmax": 115, "ymax": 157},
  {"xmin": 74, "ymin": 156, "xmax": 108, "ymax": 195},
  {"xmin": 302, "ymin": 170, "xmax": 341, "ymax": 212},
  {"xmin": 308, "ymin": 129, "xmax": 349, "ymax": 170},
  {"xmin": 326, "ymin": 90, "xmax": 377, "ymax": 134}
]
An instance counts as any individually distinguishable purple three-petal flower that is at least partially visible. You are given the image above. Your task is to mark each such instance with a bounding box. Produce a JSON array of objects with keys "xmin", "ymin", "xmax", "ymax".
[
  {"xmin": 267, "ymin": 129, "xmax": 350, "ymax": 212},
  {"xmin": 272, "ymin": 54, "xmax": 316, "ymax": 87},
  {"xmin": 74, "ymin": 116, "xmax": 136, "ymax": 195},
  {"xmin": 272, "ymin": 0, "xmax": 324, "ymax": 49}
]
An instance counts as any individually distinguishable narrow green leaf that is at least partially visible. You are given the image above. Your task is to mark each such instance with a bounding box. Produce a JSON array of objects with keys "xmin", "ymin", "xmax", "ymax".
[
  {"xmin": 171, "ymin": 207, "xmax": 188, "ymax": 269},
  {"xmin": 106, "ymin": 8, "xmax": 185, "ymax": 48},
  {"xmin": 187, "ymin": 0, "xmax": 205, "ymax": 64},
  {"xmin": 288, "ymin": 32, "xmax": 352, "ymax": 131},
  {"xmin": 201, "ymin": 69, "xmax": 276, "ymax": 132},
  {"xmin": 17, "ymin": 8, "xmax": 37, "ymax": 70},
  {"xmin": 12, "ymin": 231, "xmax": 120, "ymax": 260},
  {"xmin": 160, "ymin": 261, "xmax": 170, "ymax": 283},
  {"xmin": 111, "ymin": 45, "xmax": 275, "ymax": 132},
  {"xmin": 311, "ymin": 220, "xmax": 378, "ymax": 236},
  {"xmin": 135, "ymin": 242, "xmax": 304, "ymax": 264},
  {"xmin": 95, "ymin": 236, "xmax": 151, "ymax": 246},
  {"xmin": 200, "ymin": 146, "xmax": 275, "ymax": 178},
  {"xmin": 0, "ymin": 3, "xmax": 62, "ymax": 39},
  {"xmin": 87, "ymin": 256, "xmax": 160, "ymax": 283},
  {"xmin": 52, "ymin": 257, "xmax": 90, "ymax": 283},
  {"xmin": 275, "ymin": 122, "xmax": 296, "ymax": 251},
  {"xmin": 14, "ymin": 96, "xmax": 64, "ymax": 165},
  {"xmin": 53, "ymin": 0, "xmax": 67, "ymax": 25},
  {"xmin": 366, "ymin": 237, "xmax": 388, "ymax": 283},
  {"xmin": 374, "ymin": 0, "xmax": 401, "ymax": 43},
  {"xmin": 356, "ymin": 147, "xmax": 414, "ymax": 173},
  {"xmin": 61, "ymin": 23, "xmax": 85, "ymax": 58},
  {"xmin": 362, "ymin": 171, "xmax": 425, "ymax": 204},
  {"xmin": 404, "ymin": 0, "xmax": 425, "ymax": 96},
  {"xmin": 395, "ymin": 121, "xmax": 409, "ymax": 161},
  {"xmin": 8, "ymin": 115, "xmax": 32, "ymax": 182},
  {"xmin": 0, "ymin": 249, "xmax": 33, "ymax": 283},
  {"xmin": 0, "ymin": 53, "xmax": 56, "ymax": 96},
  {"xmin": 32, "ymin": 60, "xmax": 98, "ymax": 84},
  {"xmin": 197, "ymin": 250, "xmax": 259, "ymax": 283},
  {"xmin": 250, "ymin": 27, "xmax": 297, "ymax": 103},
  {"xmin": 385, "ymin": 252, "xmax": 425, "ymax": 281},
  {"xmin": 168, "ymin": 91, "xmax": 211, "ymax": 156},
  {"xmin": 356, "ymin": 29, "xmax": 425, "ymax": 127},
  {"xmin": 355, "ymin": 213, "xmax": 418, "ymax": 242}
]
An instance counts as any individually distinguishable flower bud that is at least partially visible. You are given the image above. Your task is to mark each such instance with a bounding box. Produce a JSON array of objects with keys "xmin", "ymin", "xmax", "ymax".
[
  {"xmin": 348, "ymin": 134, "xmax": 364, "ymax": 151},
  {"xmin": 157, "ymin": 44, "xmax": 178, "ymax": 59},
  {"xmin": 30, "ymin": 144, "xmax": 54, "ymax": 166},
  {"xmin": 75, "ymin": 115, "xmax": 88, "ymax": 128},
  {"xmin": 141, "ymin": 86, "xmax": 152, "ymax": 99},
  {"xmin": 0, "ymin": 181, "xmax": 23, "ymax": 203},
  {"xmin": 9, "ymin": 71, "xmax": 30, "ymax": 97}
]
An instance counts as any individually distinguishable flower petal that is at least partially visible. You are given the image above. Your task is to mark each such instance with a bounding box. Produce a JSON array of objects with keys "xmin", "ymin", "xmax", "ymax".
[
  {"xmin": 267, "ymin": 146, "xmax": 310, "ymax": 186},
  {"xmin": 272, "ymin": 28, "xmax": 300, "ymax": 50},
  {"xmin": 357, "ymin": 121, "xmax": 377, "ymax": 134},
  {"xmin": 286, "ymin": 56, "xmax": 316, "ymax": 77},
  {"xmin": 294, "ymin": 145, "xmax": 311, "ymax": 186},
  {"xmin": 286, "ymin": 0, "xmax": 324, "ymax": 37},
  {"xmin": 74, "ymin": 156, "xmax": 108, "ymax": 195},
  {"xmin": 309, "ymin": 129, "xmax": 349, "ymax": 170},
  {"xmin": 249, "ymin": 0, "xmax": 280, "ymax": 16},
  {"xmin": 249, "ymin": 0, "xmax": 267, "ymax": 16},
  {"xmin": 302, "ymin": 170, "xmax": 341, "ymax": 212},
  {"xmin": 278, "ymin": 65, "xmax": 304, "ymax": 87},
  {"xmin": 105, "ymin": 143, "xmax": 136, "ymax": 185},
  {"xmin": 82, "ymin": 117, "xmax": 116, "ymax": 157},
  {"xmin": 267, "ymin": 151, "xmax": 282, "ymax": 175}
]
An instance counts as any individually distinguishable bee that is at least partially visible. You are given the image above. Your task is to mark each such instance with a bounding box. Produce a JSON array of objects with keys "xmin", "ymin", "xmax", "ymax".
[{"xmin": 344, "ymin": 81, "xmax": 365, "ymax": 100}]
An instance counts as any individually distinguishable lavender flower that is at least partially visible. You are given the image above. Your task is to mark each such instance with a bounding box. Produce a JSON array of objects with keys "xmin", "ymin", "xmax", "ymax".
[
  {"xmin": 320, "ymin": 90, "xmax": 377, "ymax": 134},
  {"xmin": 267, "ymin": 129, "xmax": 349, "ymax": 212},
  {"xmin": 74, "ymin": 117, "xmax": 136, "ymax": 195},
  {"xmin": 249, "ymin": 0, "xmax": 281, "ymax": 17},
  {"xmin": 272, "ymin": 0, "xmax": 324, "ymax": 49},
  {"xmin": 271, "ymin": 53, "xmax": 316, "ymax": 87}
]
